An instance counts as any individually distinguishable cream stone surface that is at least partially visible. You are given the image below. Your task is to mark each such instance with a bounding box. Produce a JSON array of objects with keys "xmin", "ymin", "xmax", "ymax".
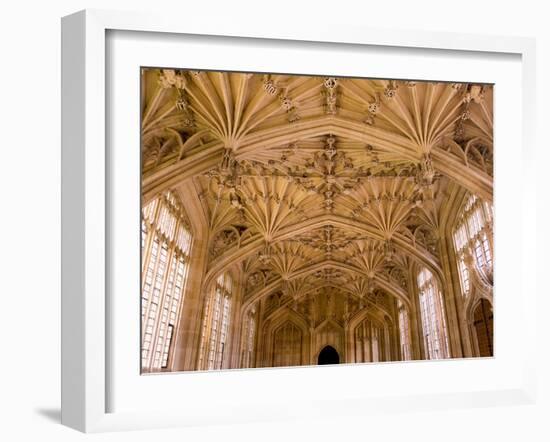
[{"xmin": 140, "ymin": 69, "xmax": 494, "ymax": 372}]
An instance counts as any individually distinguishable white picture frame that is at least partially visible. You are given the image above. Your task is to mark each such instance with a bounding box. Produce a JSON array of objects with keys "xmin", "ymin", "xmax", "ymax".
[{"xmin": 61, "ymin": 9, "xmax": 537, "ymax": 433}]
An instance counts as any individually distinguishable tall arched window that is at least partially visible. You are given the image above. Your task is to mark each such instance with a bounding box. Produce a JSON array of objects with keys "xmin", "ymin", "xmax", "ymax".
[
  {"xmin": 417, "ymin": 268, "xmax": 450, "ymax": 360},
  {"xmin": 273, "ymin": 322, "xmax": 302, "ymax": 367},
  {"xmin": 453, "ymin": 194, "xmax": 494, "ymax": 295},
  {"xmin": 397, "ymin": 300, "xmax": 412, "ymax": 361},
  {"xmin": 141, "ymin": 191, "xmax": 192, "ymax": 372},
  {"xmin": 354, "ymin": 318, "xmax": 388, "ymax": 363},
  {"xmin": 241, "ymin": 308, "xmax": 257, "ymax": 368},
  {"xmin": 198, "ymin": 273, "xmax": 233, "ymax": 370}
]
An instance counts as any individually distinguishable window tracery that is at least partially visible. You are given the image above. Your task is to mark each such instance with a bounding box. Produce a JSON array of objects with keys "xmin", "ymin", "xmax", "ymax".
[
  {"xmin": 198, "ymin": 273, "xmax": 234, "ymax": 370},
  {"xmin": 453, "ymin": 194, "xmax": 494, "ymax": 295},
  {"xmin": 354, "ymin": 318, "xmax": 388, "ymax": 363},
  {"xmin": 139, "ymin": 70, "xmax": 495, "ymax": 370},
  {"xmin": 397, "ymin": 300, "xmax": 412, "ymax": 361},
  {"xmin": 241, "ymin": 308, "xmax": 257, "ymax": 368},
  {"xmin": 273, "ymin": 322, "xmax": 302, "ymax": 367},
  {"xmin": 417, "ymin": 268, "xmax": 449, "ymax": 360},
  {"xmin": 141, "ymin": 191, "xmax": 192, "ymax": 372}
]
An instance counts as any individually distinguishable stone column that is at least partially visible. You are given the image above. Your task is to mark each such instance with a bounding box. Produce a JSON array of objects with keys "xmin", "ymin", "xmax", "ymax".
[
  {"xmin": 170, "ymin": 180, "xmax": 211, "ymax": 372},
  {"xmin": 388, "ymin": 300, "xmax": 400, "ymax": 361},
  {"xmin": 437, "ymin": 232, "xmax": 465, "ymax": 358},
  {"xmin": 171, "ymin": 231, "xmax": 209, "ymax": 371},
  {"xmin": 308, "ymin": 326, "xmax": 315, "ymax": 365},
  {"xmin": 407, "ymin": 263, "xmax": 424, "ymax": 360},
  {"xmin": 251, "ymin": 300, "xmax": 262, "ymax": 368},
  {"xmin": 226, "ymin": 267, "xmax": 245, "ymax": 369},
  {"xmin": 344, "ymin": 321, "xmax": 354, "ymax": 364},
  {"xmin": 364, "ymin": 322, "xmax": 372, "ymax": 362}
]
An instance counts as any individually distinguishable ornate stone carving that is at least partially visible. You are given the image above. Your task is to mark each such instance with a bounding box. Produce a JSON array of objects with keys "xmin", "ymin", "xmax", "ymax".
[
  {"xmin": 463, "ymin": 84, "xmax": 485, "ymax": 104},
  {"xmin": 451, "ymin": 82, "xmax": 464, "ymax": 92},
  {"xmin": 279, "ymin": 95, "xmax": 293, "ymax": 111},
  {"xmin": 313, "ymin": 268, "xmax": 346, "ymax": 282},
  {"xmin": 384, "ymin": 81, "xmax": 398, "ymax": 99},
  {"xmin": 363, "ymin": 114, "xmax": 375, "ymax": 125},
  {"xmin": 175, "ymin": 94, "xmax": 190, "ymax": 112},
  {"xmin": 247, "ymin": 271, "xmax": 265, "ymax": 290},
  {"xmin": 367, "ymin": 94, "xmax": 381, "ymax": 114},
  {"xmin": 287, "ymin": 109, "xmax": 301, "ymax": 123},
  {"xmin": 141, "ymin": 71, "xmax": 494, "ymax": 356},
  {"xmin": 290, "ymin": 135, "xmax": 361, "ymax": 210},
  {"xmin": 454, "ymin": 119, "xmax": 466, "ymax": 143},
  {"xmin": 465, "ymin": 141, "xmax": 493, "ymax": 174},
  {"xmin": 210, "ymin": 228, "xmax": 238, "ymax": 258},
  {"xmin": 290, "ymin": 225, "xmax": 367, "ymax": 257},
  {"xmin": 280, "ymin": 143, "xmax": 298, "ymax": 162},
  {"xmin": 156, "ymin": 70, "xmax": 196, "ymax": 129},
  {"xmin": 387, "ymin": 265, "xmax": 408, "ymax": 289},
  {"xmin": 277, "ymin": 92, "xmax": 301, "ymax": 123},
  {"xmin": 416, "ymin": 153, "xmax": 436, "ymax": 187},
  {"xmin": 383, "ymin": 239, "xmax": 395, "ymax": 262},
  {"xmin": 220, "ymin": 147, "xmax": 236, "ymax": 175},
  {"xmin": 263, "ymin": 76, "xmax": 278, "ymax": 95},
  {"xmin": 158, "ymin": 69, "xmax": 187, "ymax": 89},
  {"xmin": 414, "ymin": 225, "xmax": 438, "ymax": 255},
  {"xmin": 323, "ymin": 77, "xmax": 338, "ymax": 115}
]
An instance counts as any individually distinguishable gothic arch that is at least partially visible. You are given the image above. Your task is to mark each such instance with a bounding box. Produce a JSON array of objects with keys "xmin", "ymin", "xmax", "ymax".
[
  {"xmin": 204, "ymin": 214, "xmax": 444, "ymax": 290},
  {"xmin": 285, "ymin": 284, "xmax": 394, "ymax": 320},
  {"xmin": 260, "ymin": 306, "xmax": 311, "ymax": 367},
  {"xmin": 312, "ymin": 318, "xmax": 345, "ymax": 362},
  {"xmin": 143, "ymin": 116, "xmax": 492, "ymax": 203},
  {"xmin": 241, "ymin": 259, "xmax": 411, "ymax": 314},
  {"xmin": 346, "ymin": 307, "xmax": 392, "ymax": 364},
  {"xmin": 466, "ymin": 297, "xmax": 494, "ymax": 357},
  {"xmin": 465, "ymin": 290, "xmax": 493, "ymax": 327},
  {"xmin": 139, "ymin": 70, "xmax": 494, "ymax": 372}
]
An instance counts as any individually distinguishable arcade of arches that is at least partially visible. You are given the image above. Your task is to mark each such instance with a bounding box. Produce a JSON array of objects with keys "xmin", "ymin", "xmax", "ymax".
[{"xmin": 140, "ymin": 69, "xmax": 494, "ymax": 373}]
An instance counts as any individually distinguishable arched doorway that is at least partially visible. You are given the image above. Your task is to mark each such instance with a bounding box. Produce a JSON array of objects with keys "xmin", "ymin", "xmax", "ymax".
[
  {"xmin": 473, "ymin": 299, "xmax": 493, "ymax": 357},
  {"xmin": 318, "ymin": 345, "xmax": 340, "ymax": 365}
]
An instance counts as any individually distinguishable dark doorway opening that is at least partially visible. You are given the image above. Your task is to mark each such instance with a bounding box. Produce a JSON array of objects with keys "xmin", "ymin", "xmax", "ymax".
[
  {"xmin": 473, "ymin": 299, "xmax": 493, "ymax": 357},
  {"xmin": 318, "ymin": 345, "xmax": 340, "ymax": 365}
]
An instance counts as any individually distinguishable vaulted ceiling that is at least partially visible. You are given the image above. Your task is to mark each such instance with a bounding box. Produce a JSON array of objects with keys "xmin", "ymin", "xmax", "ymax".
[{"xmin": 141, "ymin": 68, "xmax": 493, "ymax": 318}]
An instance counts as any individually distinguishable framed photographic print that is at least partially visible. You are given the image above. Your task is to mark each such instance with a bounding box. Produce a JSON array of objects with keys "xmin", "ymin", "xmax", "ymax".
[{"xmin": 61, "ymin": 9, "xmax": 537, "ymax": 433}]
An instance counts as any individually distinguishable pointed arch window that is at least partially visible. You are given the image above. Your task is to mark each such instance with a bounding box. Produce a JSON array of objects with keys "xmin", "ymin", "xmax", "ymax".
[
  {"xmin": 198, "ymin": 273, "xmax": 233, "ymax": 370},
  {"xmin": 140, "ymin": 191, "xmax": 192, "ymax": 372},
  {"xmin": 241, "ymin": 308, "xmax": 257, "ymax": 368},
  {"xmin": 417, "ymin": 268, "xmax": 450, "ymax": 360},
  {"xmin": 371, "ymin": 326, "xmax": 380, "ymax": 362},
  {"xmin": 453, "ymin": 194, "xmax": 494, "ymax": 295},
  {"xmin": 397, "ymin": 300, "xmax": 412, "ymax": 361},
  {"xmin": 273, "ymin": 321, "xmax": 302, "ymax": 367},
  {"xmin": 354, "ymin": 318, "xmax": 388, "ymax": 363}
]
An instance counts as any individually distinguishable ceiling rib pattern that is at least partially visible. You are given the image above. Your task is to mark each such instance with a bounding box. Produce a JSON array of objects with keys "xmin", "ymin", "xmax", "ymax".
[{"xmin": 141, "ymin": 69, "xmax": 493, "ymax": 311}]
